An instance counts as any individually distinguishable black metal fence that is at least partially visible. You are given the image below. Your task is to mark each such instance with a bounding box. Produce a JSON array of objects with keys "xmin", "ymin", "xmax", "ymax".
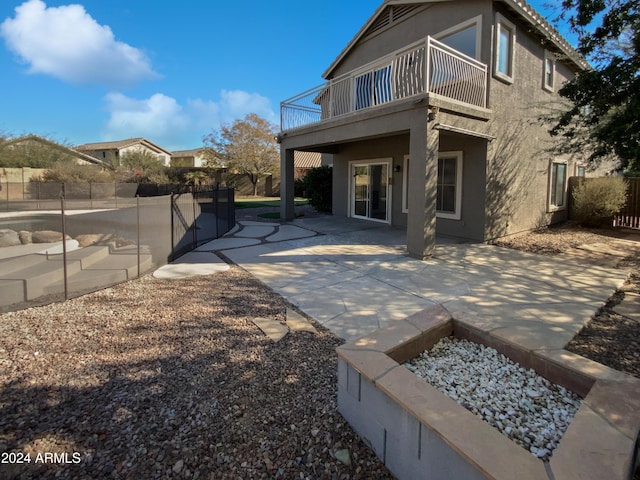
[
  {"xmin": 1, "ymin": 181, "xmax": 139, "ymax": 210},
  {"xmin": 170, "ymin": 187, "xmax": 235, "ymax": 260},
  {"xmin": 0, "ymin": 183, "xmax": 235, "ymax": 310},
  {"xmin": 0, "ymin": 195, "xmax": 172, "ymax": 311}
]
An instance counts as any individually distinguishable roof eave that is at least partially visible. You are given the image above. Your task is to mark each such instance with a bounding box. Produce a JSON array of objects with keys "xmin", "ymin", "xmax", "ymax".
[
  {"xmin": 321, "ymin": 0, "xmax": 588, "ymax": 80},
  {"xmin": 495, "ymin": 0, "xmax": 589, "ymax": 71}
]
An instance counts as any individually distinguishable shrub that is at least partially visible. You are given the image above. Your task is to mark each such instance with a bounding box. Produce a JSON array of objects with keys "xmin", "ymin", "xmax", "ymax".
[
  {"xmin": 294, "ymin": 177, "xmax": 305, "ymax": 198},
  {"xmin": 301, "ymin": 166, "xmax": 332, "ymax": 213},
  {"xmin": 572, "ymin": 176, "xmax": 628, "ymax": 227},
  {"xmin": 40, "ymin": 160, "xmax": 114, "ymax": 183}
]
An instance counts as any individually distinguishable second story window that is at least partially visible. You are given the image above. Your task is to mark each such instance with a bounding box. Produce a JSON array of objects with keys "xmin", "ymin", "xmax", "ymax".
[
  {"xmin": 543, "ymin": 51, "xmax": 555, "ymax": 91},
  {"xmin": 494, "ymin": 13, "xmax": 515, "ymax": 83},
  {"xmin": 436, "ymin": 15, "xmax": 482, "ymax": 60}
]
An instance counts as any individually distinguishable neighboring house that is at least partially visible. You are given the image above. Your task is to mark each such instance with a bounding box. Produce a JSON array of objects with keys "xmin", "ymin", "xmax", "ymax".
[
  {"xmin": 76, "ymin": 138, "xmax": 172, "ymax": 167},
  {"xmin": 171, "ymin": 148, "xmax": 208, "ymax": 167},
  {"xmin": 1, "ymin": 134, "xmax": 105, "ymax": 166},
  {"xmin": 294, "ymin": 151, "xmax": 322, "ymax": 179},
  {"xmin": 278, "ymin": 0, "xmax": 589, "ymax": 259}
]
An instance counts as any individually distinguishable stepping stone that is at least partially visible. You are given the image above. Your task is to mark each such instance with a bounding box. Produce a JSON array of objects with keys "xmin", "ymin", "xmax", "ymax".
[
  {"xmin": 286, "ymin": 308, "xmax": 318, "ymax": 333},
  {"xmin": 153, "ymin": 251, "xmax": 229, "ymax": 279},
  {"xmin": 253, "ymin": 317, "xmax": 289, "ymax": 341},
  {"xmin": 612, "ymin": 293, "xmax": 640, "ymax": 322}
]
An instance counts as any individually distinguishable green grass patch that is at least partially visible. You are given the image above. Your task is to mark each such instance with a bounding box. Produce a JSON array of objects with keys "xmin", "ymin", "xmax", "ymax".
[
  {"xmin": 235, "ymin": 197, "xmax": 308, "ymax": 209},
  {"xmin": 257, "ymin": 212, "xmax": 281, "ymax": 219}
]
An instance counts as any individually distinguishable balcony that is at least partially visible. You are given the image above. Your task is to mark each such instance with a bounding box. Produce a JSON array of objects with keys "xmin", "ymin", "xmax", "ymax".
[{"xmin": 280, "ymin": 37, "xmax": 488, "ymax": 132}]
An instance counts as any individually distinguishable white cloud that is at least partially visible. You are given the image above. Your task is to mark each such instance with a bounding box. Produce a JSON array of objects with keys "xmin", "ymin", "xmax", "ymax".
[
  {"xmin": 0, "ymin": 0, "xmax": 158, "ymax": 87},
  {"xmin": 102, "ymin": 90, "xmax": 278, "ymax": 150}
]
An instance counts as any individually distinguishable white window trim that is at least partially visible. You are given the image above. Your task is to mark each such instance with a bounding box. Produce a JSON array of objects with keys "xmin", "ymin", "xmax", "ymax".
[
  {"xmin": 402, "ymin": 155, "xmax": 410, "ymax": 213},
  {"xmin": 348, "ymin": 158, "xmax": 393, "ymax": 224},
  {"xmin": 548, "ymin": 160, "xmax": 568, "ymax": 212},
  {"xmin": 437, "ymin": 151, "xmax": 463, "ymax": 220},
  {"xmin": 543, "ymin": 50, "xmax": 556, "ymax": 92},
  {"xmin": 434, "ymin": 14, "xmax": 483, "ymax": 60},
  {"xmin": 575, "ymin": 163, "xmax": 587, "ymax": 177},
  {"xmin": 494, "ymin": 13, "xmax": 516, "ymax": 84}
]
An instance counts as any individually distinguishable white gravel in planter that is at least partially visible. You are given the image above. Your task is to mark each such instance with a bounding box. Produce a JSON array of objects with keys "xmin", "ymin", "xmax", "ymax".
[{"xmin": 405, "ymin": 337, "xmax": 583, "ymax": 461}]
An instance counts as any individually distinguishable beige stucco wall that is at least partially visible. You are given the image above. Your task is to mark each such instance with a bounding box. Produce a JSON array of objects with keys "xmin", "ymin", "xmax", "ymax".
[
  {"xmin": 330, "ymin": 1, "xmax": 492, "ymax": 79},
  {"xmin": 281, "ymin": 1, "xmax": 586, "ymax": 245},
  {"xmin": 482, "ymin": 4, "xmax": 585, "ymax": 239}
]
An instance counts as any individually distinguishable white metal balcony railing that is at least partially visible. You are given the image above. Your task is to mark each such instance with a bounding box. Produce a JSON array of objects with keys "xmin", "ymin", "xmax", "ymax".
[{"xmin": 280, "ymin": 36, "xmax": 488, "ymax": 132}]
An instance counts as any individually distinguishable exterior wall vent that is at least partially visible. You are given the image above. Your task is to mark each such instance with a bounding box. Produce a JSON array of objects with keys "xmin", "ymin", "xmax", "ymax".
[{"xmin": 364, "ymin": 5, "xmax": 421, "ymax": 39}]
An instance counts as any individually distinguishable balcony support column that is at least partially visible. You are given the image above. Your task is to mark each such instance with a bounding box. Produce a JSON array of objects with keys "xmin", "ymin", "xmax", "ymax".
[
  {"xmin": 407, "ymin": 121, "xmax": 439, "ymax": 259},
  {"xmin": 280, "ymin": 148, "xmax": 295, "ymax": 221}
]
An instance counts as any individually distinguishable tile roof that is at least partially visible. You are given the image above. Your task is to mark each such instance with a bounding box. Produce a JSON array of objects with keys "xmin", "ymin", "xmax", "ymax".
[
  {"xmin": 171, "ymin": 148, "xmax": 206, "ymax": 157},
  {"xmin": 76, "ymin": 138, "xmax": 171, "ymax": 155},
  {"xmin": 294, "ymin": 151, "xmax": 322, "ymax": 169}
]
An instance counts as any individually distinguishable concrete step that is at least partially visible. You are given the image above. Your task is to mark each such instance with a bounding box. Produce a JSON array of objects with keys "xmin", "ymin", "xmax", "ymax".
[
  {"xmin": 0, "ymin": 245, "xmax": 154, "ymax": 307},
  {"xmin": 0, "ymin": 247, "xmax": 111, "ymax": 300},
  {"xmin": 48, "ymin": 245, "xmax": 111, "ymax": 269},
  {"xmin": 0, "ymin": 254, "xmax": 50, "ymax": 275},
  {"xmin": 0, "ymin": 246, "xmax": 109, "ymax": 277},
  {"xmin": 0, "ymin": 279, "xmax": 25, "ymax": 307},
  {"xmin": 43, "ymin": 250, "xmax": 153, "ymax": 297}
]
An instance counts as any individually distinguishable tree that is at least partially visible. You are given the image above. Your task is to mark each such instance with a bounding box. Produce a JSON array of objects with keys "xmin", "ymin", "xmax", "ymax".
[
  {"xmin": 549, "ymin": 0, "xmax": 640, "ymax": 172},
  {"xmin": 0, "ymin": 134, "xmax": 78, "ymax": 168},
  {"xmin": 115, "ymin": 150, "xmax": 170, "ymax": 184},
  {"xmin": 40, "ymin": 159, "xmax": 113, "ymax": 183},
  {"xmin": 203, "ymin": 113, "xmax": 279, "ymax": 196}
]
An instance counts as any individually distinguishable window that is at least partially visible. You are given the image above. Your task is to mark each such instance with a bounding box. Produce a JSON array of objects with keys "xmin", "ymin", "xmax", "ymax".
[
  {"xmin": 436, "ymin": 15, "xmax": 482, "ymax": 60},
  {"xmin": 543, "ymin": 51, "xmax": 555, "ymax": 91},
  {"xmin": 549, "ymin": 161, "xmax": 567, "ymax": 209},
  {"xmin": 494, "ymin": 14, "xmax": 515, "ymax": 83},
  {"xmin": 402, "ymin": 152, "xmax": 463, "ymax": 220},
  {"xmin": 576, "ymin": 164, "xmax": 586, "ymax": 177},
  {"xmin": 437, "ymin": 152, "xmax": 463, "ymax": 219}
]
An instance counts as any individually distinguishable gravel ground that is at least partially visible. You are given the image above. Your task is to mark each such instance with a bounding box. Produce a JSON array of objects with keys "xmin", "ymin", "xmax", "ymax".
[
  {"xmin": 0, "ymin": 267, "xmax": 393, "ymax": 480},
  {"xmin": 406, "ymin": 337, "xmax": 582, "ymax": 461},
  {"xmin": 2, "ymin": 219, "xmax": 638, "ymax": 480}
]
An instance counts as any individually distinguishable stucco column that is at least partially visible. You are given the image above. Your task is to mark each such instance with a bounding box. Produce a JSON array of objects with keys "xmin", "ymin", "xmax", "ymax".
[
  {"xmin": 280, "ymin": 148, "xmax": 295, "ymax": 221},
  {"xmin": 406, "ymin": 123, "xmax": 439, "ymax": 259}
]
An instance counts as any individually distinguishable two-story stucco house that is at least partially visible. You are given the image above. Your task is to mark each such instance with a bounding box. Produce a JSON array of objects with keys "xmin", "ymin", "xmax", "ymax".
[
  {"xmin": 76, "ymin": 138, "xmax": 172, "ymax": 167},
  {"xmin": 278, "ymin": 0, "xmax": 588, "ymax": 259}
]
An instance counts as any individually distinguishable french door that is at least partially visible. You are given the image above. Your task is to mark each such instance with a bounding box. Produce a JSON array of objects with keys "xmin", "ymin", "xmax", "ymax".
[{"xmin": 351, "ymin": 162, "xmax": 390, "ymax": 223}]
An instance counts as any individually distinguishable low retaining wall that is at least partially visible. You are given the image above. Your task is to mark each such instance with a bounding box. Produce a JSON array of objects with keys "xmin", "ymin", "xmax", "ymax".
[{"xmin": 337, "ymin": 305, "xmax": 640, "ymax": 480}]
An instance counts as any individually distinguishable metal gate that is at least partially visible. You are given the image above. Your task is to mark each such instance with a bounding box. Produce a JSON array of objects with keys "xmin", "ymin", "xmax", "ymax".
[{"xmin": 170, "ymin": 187, "xmax": 235, "ymax": 260}]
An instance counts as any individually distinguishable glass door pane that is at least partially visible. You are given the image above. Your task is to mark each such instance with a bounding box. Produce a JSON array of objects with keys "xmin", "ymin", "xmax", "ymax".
[
  {"xmin": 370, "ymin": 164, "xmax": 388, "ymax": 220},
  {"xmin": 353, "ymin": 165, "xmax": 369, "ymax": 217}
]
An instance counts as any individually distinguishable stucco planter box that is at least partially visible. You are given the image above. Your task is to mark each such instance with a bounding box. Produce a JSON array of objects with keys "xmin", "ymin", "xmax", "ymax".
[{"xmin": 336, "ymin": 305, "xmax": 640, "ymax": 480}]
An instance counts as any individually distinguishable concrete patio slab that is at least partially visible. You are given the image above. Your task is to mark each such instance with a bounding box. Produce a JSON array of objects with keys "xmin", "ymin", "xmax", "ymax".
[
  {"xmin": 266, "ymin": 225, "xmax": 317, "ymax": 242},
  {"xmin": 612, "ymin": 292, "xmax": 640, "ymax": 321},
  {"xmin": 217, "ymin": 217, "xmax": 629, "ymax": 343},
  {"xmin": 235, "ymin": 225, "xmax": 276, "ymax": 238},
  {"xmin": 195, "ymin": 237, "xmax": 261, "ymax": 251}
]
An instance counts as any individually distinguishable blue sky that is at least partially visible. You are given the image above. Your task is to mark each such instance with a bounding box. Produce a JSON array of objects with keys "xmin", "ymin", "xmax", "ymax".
[{"xmin": 0, "ymin": 0, "xmax": 571, "ymax": 151}]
